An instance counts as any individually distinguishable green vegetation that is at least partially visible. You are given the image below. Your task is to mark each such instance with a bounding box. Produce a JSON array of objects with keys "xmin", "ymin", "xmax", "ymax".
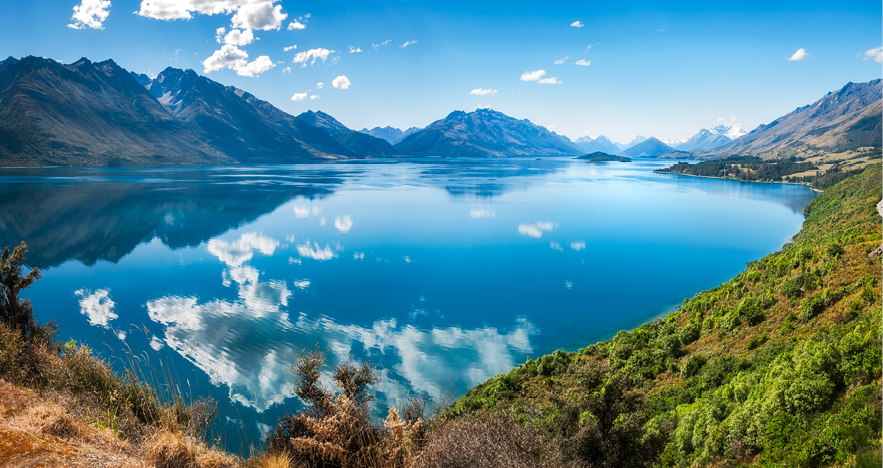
[
  {"xmin": 656, "ymin": 155, "xmax": 817, "ymax": 182},
  {"xmin": 445, "ymin": 164, "xmax": 882, "ymax": 466},
  {"xmin": 577, "ymin": 152, "xmax": 632, "ymax": 162},
  {"xmin": 657, "ymin": 152, "xmax": 882, "ymax": 191}
]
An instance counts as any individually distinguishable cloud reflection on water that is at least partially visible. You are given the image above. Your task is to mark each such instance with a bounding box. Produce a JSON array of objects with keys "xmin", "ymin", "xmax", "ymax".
[
  {"xmin": 74, "ymin": 288, "xmax": 117, "ymax": 328},
  {"xmin": 144, "ymin": 232, "xmax": 539, "ymax": 412}
]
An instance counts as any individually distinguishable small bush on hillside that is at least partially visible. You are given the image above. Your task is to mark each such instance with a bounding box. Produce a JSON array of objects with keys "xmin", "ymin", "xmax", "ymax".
[
  {"xmin": 680, "ymin": 355, "xmax": 707, "ymax": 379},
  {"xmin": 679, "ymin": 320, "xmax": 701, "ymax": 345},
  {"xmin": 801, "ymin": 295, "xmax": 825, "ymax": 322}
]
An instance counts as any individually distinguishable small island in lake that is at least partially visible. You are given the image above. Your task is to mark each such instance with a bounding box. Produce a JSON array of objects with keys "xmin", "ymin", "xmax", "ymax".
[{"xmin": 577, "ymin": 152, "xmax": 632, "ymax": 162}]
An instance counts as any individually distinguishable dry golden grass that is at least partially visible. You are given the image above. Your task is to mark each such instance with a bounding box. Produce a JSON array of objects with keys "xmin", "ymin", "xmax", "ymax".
[
  {"xmin": 0, "ymin": 379, "xmax": 147, "ymax": 468},
  {"xmin": 258, "ymin": 451, "xmax": 294, "ymax": 468},
  {"xmin": 145, "ymin": 429, "xmax": 239, "ymax": 468}
]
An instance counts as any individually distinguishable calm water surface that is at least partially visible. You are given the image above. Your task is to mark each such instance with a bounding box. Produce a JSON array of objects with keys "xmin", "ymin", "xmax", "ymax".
[{"xmin": 0, "ymin": 158, "xmax": 816, "ymax": 449}]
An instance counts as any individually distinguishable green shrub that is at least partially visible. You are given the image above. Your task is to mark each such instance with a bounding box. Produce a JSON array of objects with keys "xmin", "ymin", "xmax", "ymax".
[
  {"xmin": 737, "ymin": 297, "xmax": 765, "ymax": 326},
  {"xmin": 780, "ymin": 278, "xmax": 803, "ymax": 298},
  {"xmin": 679, "ymin": 321, "xmax": 701, "ymax": 345},
  {"xmin": 721, "ymin": 311, "xmax": 741, "ymax": 331},
  {"xmin": 0, "ymin": 321, "xmax": 23, "ymax": 382},
  {"xmin": 680, "ymin": 355, "xmax": 707, "ymax": 379},
  {"xmin": 537, "ymin": 349, "xmax": 571, "ymax": 376},
  {"xmin": 801, "ymin": 295, "xmax": 825, "ymax": 322},
  {"xmin": 826, "ymin": 243, "xmax": 844, "ymax": 258},
  {"xmin": 747, "ymin": 334, "xmax": 767, "ymax": 350}
]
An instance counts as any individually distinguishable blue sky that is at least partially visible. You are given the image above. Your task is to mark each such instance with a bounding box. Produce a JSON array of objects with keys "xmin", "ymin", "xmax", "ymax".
[{"xmin": 2, "ymin": 0, "xmax": 881, "ymax": 142}]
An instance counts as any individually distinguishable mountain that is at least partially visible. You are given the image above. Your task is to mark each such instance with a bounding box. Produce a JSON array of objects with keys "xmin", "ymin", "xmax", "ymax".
[
  {"xmin": 663, "ymin": 138, "xmax": 687, "ymax": 148},
  {"xmin": 393, "ymin": 109, "xmax": 582, "ymax": 157},
  {"xmin": 142, "ymin": 68, "xmax": 354, "ymax": 162},
  {"xmin": 618, "ymin": 135, "xmax": 648, "ymax": 151},
  {"xmin": 703, "ymin": 79, "xmax": 882, "ymax": 158},
  {"xmin": 331, "ymin": 131, "xmax": 399, "ymax": 157},
  {"xmin": 574, "ymin": 135, "xmax": 621, "ymax": 155},
  {"xmin": 0, "ymin": 56, "xmax": 230, "ymax": 166},
  {"xmin": 296, "ymin": 110, "xmax": 351, "ymax": 134},
  {"xmin": 295, "ymin": 111, "xmax": 398, "ymax": 157},
  {"xmin": 620, "ymin": 137, "xmax": 676, "ymax": 157},
  {"xmin": 675, "ymin": 129, "xmax": 732, "ymax": 151},
  {"xmin": 712, "ymin": 124, "xmax": 747, "ymax": 140},
  {"xmin": 0, "ymin": 56, "xmax": 18, "ymax": 73},
  {"xmin": 0, "ymin": 56, "xmax": 360, "ymax": 166},
  {"xmin": 359, "ymin": 126, "xmax": 420, "ymax": 144}
]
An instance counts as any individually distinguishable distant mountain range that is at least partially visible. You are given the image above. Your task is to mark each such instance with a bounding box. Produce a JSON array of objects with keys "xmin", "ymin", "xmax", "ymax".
[
  {"xmin": 574, "ymin": 135, "xmax": 621, "ymax": 154},
  {"xmin": 574, "ymin": 126, "xmax": 749, "ymax": 156},
  {"xmin": 360, "ymin": 126, "xmax": 420, "ymax": 145},
  {"xmin": 0, "ymin": 55, "xmax": 877, "ymax": 166},
  {"xmin": 394, "ymin": 109, "xmax": 583, "ymax": 157}
]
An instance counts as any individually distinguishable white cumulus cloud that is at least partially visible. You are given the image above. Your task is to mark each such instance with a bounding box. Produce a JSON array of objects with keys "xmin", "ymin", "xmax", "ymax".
[
  {"xmin": 332, "ymin": 75, "xmax": 351, "ymax": 89},
  {"xmin": 316, "ymin": 82, "xmax": 324, "ymax": 88},
  {"xmin": 538, "ymin": 77, "xmax": 562, "ymax": 84},
  {"xmin": 74, "ymin": 288, "xmax": 117, "ymax": 328},
  {"xmin": 520, "ymin": 70, "xmax": 546, "ymax": 81},
  {"xmin": 400, "ymin": 40, "xmax": 417, "ymax": 48},
  {"xmin": 223, "ymin": 28, "xmax": 254, "ymax": 46},
  {"xmin": 237, "ymin": 55, "xmax": 274, "ymax": 76},
  {"xmin": 291, "ymin": 92, "xmax": 308, "ymax": 101},
  {"xmin": 570, "ymin": 21, "xmax": 584, "ymax": 28},
  {"xmin": 231, "ymin": 2, "xmax": 287, "ymax": 30},
  {"xmin": 287, "ymin": 20, "xmax": 305, "ymax": 30},
  {"xmin": 292, "ymin": 48, "xmax": 334, "ymax": 66},
  {"xmin": 570, "ymin": 241, "xmax": 585, "ymax": 251},
  {"xmin": 68, "ymin": 0, "xmax": 111, "ymax": 30},
  {"xmin": 203, "ymin": 44, "xmax": 273, "ymax": 77},
  {"xmin": 283, "ymin": 45, "xmax": 297, "ymax": 51},
  {"xmin": 554, "ymin": 57, "xmax": 568, "ymax": 64},
  {"xmin": 310, "ymin": 95, "xmax": 320, "ymax": 100},
  {"xmin": 862, "ymin": 46, "xmax": 883, "ymax": 63},
  {"xmin": 574, "ymin": 59, "xmax": 590, "ymax": 66},
  {"xmin": 203, "ymin": 44, "xmax": 249, "ymax": 73},
  {"xmin": 349, "ymin": 46, "xmax": 362, "ymax": 53},
  {"xmin": 281, "ymin": 66, "xmax": 291, "ymax": 73},
  {"xmin": 137, "ymin": 0, "xmax": 281, "ymax": 22},
  {"xmin": 470, "ymin": 88, "xmax": 497, "ymax": 96},
  {"xmin": 787, "ymin": 48, "xmax": 809, "ymax": 61}
]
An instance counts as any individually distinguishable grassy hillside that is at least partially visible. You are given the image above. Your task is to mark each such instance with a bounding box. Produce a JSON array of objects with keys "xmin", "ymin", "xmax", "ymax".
[{"xmin": 448, "ymin": 164, "xmax": 882, "ymax": 466}]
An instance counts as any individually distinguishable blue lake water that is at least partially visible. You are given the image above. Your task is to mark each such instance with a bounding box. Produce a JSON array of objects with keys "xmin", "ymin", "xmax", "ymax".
[{"xmin": 0, "ymin": 158, "xmax": 816, "ymax": 450}]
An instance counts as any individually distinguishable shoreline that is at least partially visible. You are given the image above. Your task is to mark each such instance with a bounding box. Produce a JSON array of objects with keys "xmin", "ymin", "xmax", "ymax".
[{"xmin": 654, "ymin": 170, "xmax": 823, "ymax": 191}]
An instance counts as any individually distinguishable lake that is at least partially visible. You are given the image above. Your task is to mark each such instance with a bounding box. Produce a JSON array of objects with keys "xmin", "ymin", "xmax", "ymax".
[{"xmin": 0, "ymin": 158, "xmax": 817, "ymax": 450}]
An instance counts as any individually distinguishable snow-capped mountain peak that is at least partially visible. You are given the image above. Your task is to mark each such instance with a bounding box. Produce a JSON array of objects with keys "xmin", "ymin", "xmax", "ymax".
[{"xmin": 711, "ymin": 125, "xmax": 747, "ymax": 140}]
